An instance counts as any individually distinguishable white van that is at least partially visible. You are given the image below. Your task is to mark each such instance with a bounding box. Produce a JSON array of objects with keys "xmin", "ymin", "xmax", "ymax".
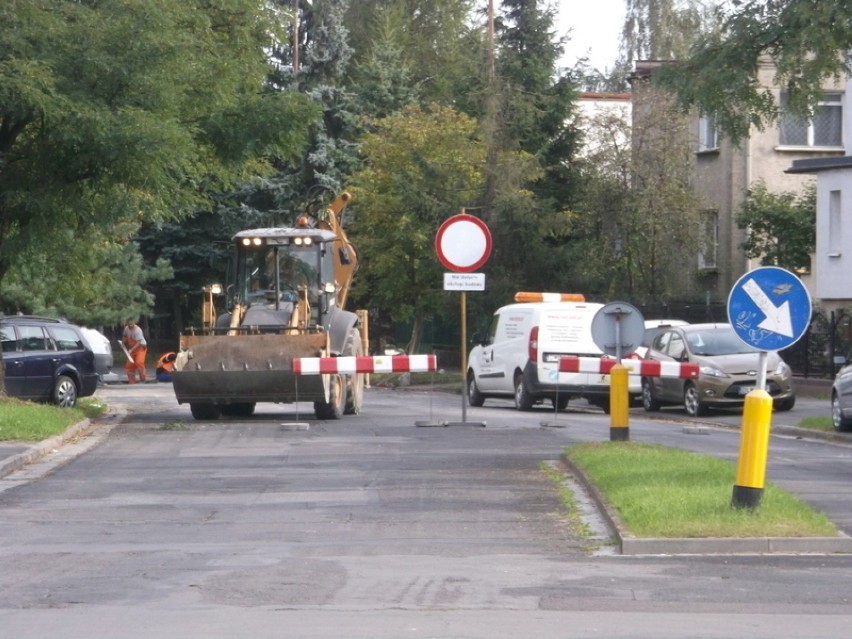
[{"xmin": 467, "ymin": 293, "xmax": 622, "ymax": 412}]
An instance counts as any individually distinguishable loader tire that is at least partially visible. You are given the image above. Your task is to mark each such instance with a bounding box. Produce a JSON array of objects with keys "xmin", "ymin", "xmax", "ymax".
[
  {"xmin": 344, "ymin": 328, "xmax": 364, "ymax": 415},
  {"xmin": 314, "ymin": 373, "xmax": 346, "ymax": 420},
  {"xmin": 220, "ymin": 402, "xmax": 256, "ymax": 417},
  {"xmin": 190, "ymin": 402, "xmax": 220, "ymax": 420}
]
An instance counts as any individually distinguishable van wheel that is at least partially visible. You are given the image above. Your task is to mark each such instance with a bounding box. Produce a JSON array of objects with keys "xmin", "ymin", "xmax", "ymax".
[
  {"xmin": 467, "ymin": 372, "xmax": 485, "ymax": 407},
  {"xmin": 514, "ymin": 373, "xmax": 534, "ymax": 411},
  {"xmin": 553, "ymin": 397, "xmax": 569, "ymax": 411},
  {"xmin": 53, "ymin": 375, "xmax": 78, "ymax": 408},
  {"xmin": 683, "ymin": 383, "xmax": 708, "ymax": 417}
]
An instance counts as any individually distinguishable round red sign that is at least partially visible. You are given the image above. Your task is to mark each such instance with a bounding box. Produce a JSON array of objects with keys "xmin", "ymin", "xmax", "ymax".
[{"xmin": 434, "ymin": 214, "xmax": 492, "ymax": 273}]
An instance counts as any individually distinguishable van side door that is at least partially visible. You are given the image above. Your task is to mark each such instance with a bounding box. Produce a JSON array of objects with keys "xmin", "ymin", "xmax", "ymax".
[
  {"xmin": 485, "ymin": 309, "xmax": 531, "ymax": 393},
  {"xmin": 471, "ymin": 313, "xmax": 500, "ymax": 392}
]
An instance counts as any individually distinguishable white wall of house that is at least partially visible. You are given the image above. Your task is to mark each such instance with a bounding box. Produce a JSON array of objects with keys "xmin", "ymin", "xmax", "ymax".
[{"xmin": 813, "ymin": 169, "xmax": 852, "ymax": 301}]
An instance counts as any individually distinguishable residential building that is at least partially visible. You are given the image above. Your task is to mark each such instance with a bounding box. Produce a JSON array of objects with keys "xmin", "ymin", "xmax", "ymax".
[
  {"xmin": 787, "ymin": 75, "xmax": 852, "ymax": 312},
  {"xmin": 575, "ymin": 92, "xmax": 631, "ymax": 158},
  {"xmin": 630, "ymin": 59, "xmax": 845, "ymax": 306}
]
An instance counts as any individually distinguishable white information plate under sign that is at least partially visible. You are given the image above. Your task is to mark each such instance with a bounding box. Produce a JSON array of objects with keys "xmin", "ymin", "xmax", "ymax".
[{"xmin": 444, "ymin": 272, "xmax": 485, "ymax": 291}]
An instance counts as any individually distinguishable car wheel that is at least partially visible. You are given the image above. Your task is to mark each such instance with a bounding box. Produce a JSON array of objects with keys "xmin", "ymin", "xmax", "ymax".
[
  {"xmin": 467, "ymin": 371, "xmax": 485, "ymax": 407},
  {"xmin": 514, "ymin": 372, "xmax": 534, "ymax": 411},
  {"xmin": 190, "ymin": 402, "xmax": 220, "ymax": 420},
  {"xmin": 642, "ymin": 378, "xmax": 661, "ymax": 412},
  {"xmin": 832, "ymin": 392, "xmax": 852, "ymax": 432},
  {"xmin": 683, "ymin": 383, "xmax": 708, "ymax": 417},
  {"xmin": 552, "ymin": 396, "xmax": 569, "ymax": 411},
  {"xmin": 53, "ymin": 375, "xmax": 78, "ymax": 408},
  {"xmin": 774, "ymin": 396, "xmax": 796, "ymax": 412}
]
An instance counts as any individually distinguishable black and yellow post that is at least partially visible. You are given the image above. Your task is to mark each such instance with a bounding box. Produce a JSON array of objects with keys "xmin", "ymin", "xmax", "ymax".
[
  {"xmin": 731, "ymin": 388, "xmax": 773, "ymax": 509},
  {"xmin": 609, "ymin": 364, "xmax": 630, "ymax": 441}
]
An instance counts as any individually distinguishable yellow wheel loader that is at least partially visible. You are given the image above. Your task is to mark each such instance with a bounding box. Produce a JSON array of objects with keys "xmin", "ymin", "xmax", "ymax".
[{"xmin": 172, "ymin": 191, "xmax": 365, "ymax": 420}]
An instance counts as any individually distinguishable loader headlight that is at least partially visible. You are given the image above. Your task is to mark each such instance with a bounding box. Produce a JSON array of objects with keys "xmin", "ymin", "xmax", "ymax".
[
  {"xmin": 240, "ymin": 237, "xmax": 263, "ymax": 246},
  {"xmin": 293, "ymin": 237, "xmax": 313, "ymax": 246}
]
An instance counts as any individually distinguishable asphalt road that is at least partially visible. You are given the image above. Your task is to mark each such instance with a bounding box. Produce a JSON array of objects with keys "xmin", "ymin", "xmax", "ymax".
[{"xmin": 0, "ymin": 383, "xmax": 851, "ymax": 638}]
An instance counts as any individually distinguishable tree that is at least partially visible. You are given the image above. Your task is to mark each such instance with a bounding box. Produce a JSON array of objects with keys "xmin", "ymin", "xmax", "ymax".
[
  {"xmin": 574, "ymin": 74, "xmax": 702, "ymax": 303},
  {"xmin": 348, "ymin": 104, "xmax": 487, "ymax": 353},
  {"xmin": 736, "ymin": 180, "xmax": 816, "ymax": 272},
  {"xmin": 620, "ymin": 0, "xmax": 724, "ymax": 62},
  {"xmin": 1, "ymin": 224, "xmax": 172, "ymax": 327},
  {"xmin": 655, "ymin": 0, "xmax": 852, "ymax": 142},
  {"xmin": 496, "ymin": 0, "xmax": 580, "ymax": 209},
  {"xmin": 345, "ymin": 0, "xmax": 482, "ymax": 109},
  {"xmin": 0, "ymin": 0, "xmax": 318, "ymax": 313}
]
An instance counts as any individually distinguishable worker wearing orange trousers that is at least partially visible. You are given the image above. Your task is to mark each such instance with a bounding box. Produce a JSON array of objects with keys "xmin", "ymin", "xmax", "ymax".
[{"xmin": 122, "ymin": 320, "xmax": 148, "ymax": 384}]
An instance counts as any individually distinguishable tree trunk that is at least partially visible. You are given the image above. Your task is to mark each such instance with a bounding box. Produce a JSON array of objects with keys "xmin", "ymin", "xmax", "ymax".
[{"xmin": 406, "ymin": 311, "xmax": 424, "ymax": 354}]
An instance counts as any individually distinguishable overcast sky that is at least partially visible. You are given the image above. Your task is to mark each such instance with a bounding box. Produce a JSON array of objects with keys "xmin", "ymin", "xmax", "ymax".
[{"xmin": 554, "ymin": 0, "xmax": 626, "ymax": 71}]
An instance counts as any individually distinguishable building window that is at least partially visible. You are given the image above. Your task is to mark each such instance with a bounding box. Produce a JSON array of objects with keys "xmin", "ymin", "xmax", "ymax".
[
  {"xmin": 698, "ymin": 210, "xmax": 718, "ymax": 269},
  {"xmin": 698, "ymin": 114, "xmax": 718, "ymax": 151},
  {"xmin": 779, "ymin": 92, "xmax": 842, "ymax": 148},
  {"xmin": 829, "ymin": 189, "xmax": 842, "ymax": 256}
]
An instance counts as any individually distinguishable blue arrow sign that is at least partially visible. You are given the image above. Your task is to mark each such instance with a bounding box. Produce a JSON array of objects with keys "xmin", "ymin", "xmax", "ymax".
[{"xmin": 727, "ymin": 267, "xmax": 812, "ymax": 351}]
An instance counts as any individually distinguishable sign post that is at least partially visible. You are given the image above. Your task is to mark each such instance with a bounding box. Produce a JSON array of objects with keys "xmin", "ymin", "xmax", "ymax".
[
  {"xmin": 590, "ymin": 302, "xmax": 645, "ymax": 440},
  {"xmin": 727, "ymin": 267, "xmax": 811, "ymax": 509},
  {"xmin": 435, "ymin": 213, "xmax": 492, "ymax": 426}
]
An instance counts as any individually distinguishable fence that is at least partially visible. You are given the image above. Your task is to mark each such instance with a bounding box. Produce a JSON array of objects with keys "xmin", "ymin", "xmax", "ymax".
[{"xmin": 640, "ymin": 303, "xmax": 852, "ymax": 380}]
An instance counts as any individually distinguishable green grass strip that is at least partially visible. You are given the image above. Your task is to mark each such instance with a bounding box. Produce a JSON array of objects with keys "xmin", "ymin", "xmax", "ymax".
[
  {"xmin": 0, "ymin": 396, "xmax": 106, "ymax": 442},
  {"xmin": 566, "ymin": 441, "xmax": 837, "ymax": 538}
]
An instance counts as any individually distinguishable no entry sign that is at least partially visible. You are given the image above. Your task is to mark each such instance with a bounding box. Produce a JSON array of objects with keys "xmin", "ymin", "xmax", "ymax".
[{"xmin": 434, "ymin": 214, "xmax": 492, "ymax": 272}]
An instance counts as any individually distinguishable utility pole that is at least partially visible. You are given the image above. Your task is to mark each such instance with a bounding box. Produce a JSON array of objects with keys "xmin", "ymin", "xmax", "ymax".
[
  {"xmin": 482, "ymin": 0, "xmax": 498, "ymax": 225},
  {"xmin": 292, "ymin": 0, "xmax": 300, "ymax": 73},
  {"xmin": 487, "ymin": 0, "xmax": 495, "ymax": 82}
]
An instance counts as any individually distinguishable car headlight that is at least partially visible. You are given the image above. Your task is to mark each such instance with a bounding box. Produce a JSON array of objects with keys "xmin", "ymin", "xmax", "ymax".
[
  {"xmin": 700, "ymin": 365, "xmax": 729, "ymax": 378},
  {"xmin": 773, "ymin": 360, "xmax": 791, "ymax": 377}
]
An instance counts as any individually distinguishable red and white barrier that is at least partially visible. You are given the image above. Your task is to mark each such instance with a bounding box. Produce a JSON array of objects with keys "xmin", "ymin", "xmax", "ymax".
[
  {"xmin": 559, "ymin": 356, "xmax": 699, "ymax": 379},
  {"xmin": 293, "ymin": 354, "xmax": 437, "ymax": 375}
]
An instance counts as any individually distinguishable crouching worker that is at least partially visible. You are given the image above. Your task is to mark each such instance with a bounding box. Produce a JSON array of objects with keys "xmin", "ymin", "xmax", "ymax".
[
  {"xmin": 122, "ymin": 319, "xmax": 148, "ymax": 384},
  {"xmin": 156, "ymin": 352, "xmax": 177, "ymax": 382}
]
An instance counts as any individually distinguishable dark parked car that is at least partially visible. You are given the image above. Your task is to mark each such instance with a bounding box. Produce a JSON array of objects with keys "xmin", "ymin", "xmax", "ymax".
[
  {"xmin": 641, "ymin": 322, "xmax": 796, "ymax": 417},
  {"xmin": 0, "ymin": 315, "xmax": 99, "ymax": 407}
]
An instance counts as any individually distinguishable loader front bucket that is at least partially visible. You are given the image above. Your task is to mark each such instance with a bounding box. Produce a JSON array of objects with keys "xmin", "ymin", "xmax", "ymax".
[{"xmin": 172, "ymin": 332, "xmax": 328, "ymax": 405}]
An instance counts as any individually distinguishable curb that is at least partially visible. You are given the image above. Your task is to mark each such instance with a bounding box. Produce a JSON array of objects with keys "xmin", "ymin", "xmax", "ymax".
[
  {"xmin": 560, "ymin": 452, "xmax": 852, "ymax": 556},
  {"xmin": 0, "ymin": 417, "xmax": 94, "ymax": 480}
]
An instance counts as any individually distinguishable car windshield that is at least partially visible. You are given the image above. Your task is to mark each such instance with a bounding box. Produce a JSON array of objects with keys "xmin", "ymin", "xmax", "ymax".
[{"xmin": 685, "ymin": 327, "xmax": 757, "ymax": 356}]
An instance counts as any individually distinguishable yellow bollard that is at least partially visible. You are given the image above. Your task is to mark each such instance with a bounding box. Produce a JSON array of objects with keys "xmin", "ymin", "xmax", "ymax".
[
  {"xmin": 609, "ymin": 364, "xmax": 629, "ymax": 441},
  {"xmin": 731, "ymin": 389, "xmax": 773, "ymax": 509}
]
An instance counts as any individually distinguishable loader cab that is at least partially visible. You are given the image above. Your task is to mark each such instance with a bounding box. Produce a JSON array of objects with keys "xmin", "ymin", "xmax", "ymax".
[{"xmin": 223, "ymin": 228, "xmax": 338, "ymax": 330}]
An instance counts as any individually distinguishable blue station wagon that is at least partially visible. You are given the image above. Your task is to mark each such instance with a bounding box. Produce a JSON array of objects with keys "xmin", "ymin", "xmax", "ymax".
[{"xmin": 1, "ymin": 315, "xmax": 99, "ymax": 407}]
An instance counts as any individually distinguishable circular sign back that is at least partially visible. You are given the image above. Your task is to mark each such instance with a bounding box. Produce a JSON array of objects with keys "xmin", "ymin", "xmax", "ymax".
[
  {"xmin": 435, "ymin": 214, "xmax": 492, "ymax": 273},
  {"xmin": 591, "ymin": 301, "xmax": 645, "ymax": 358}
]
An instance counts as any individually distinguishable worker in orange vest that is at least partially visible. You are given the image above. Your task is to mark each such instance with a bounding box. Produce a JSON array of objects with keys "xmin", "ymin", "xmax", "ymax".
[
  {"xmin": 122, "ymin": 319, "xmax": 148, "ymax": 384},
  {"xmin": 156, "ymin": 352, "xmax": 177, "ymax": 382}
]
